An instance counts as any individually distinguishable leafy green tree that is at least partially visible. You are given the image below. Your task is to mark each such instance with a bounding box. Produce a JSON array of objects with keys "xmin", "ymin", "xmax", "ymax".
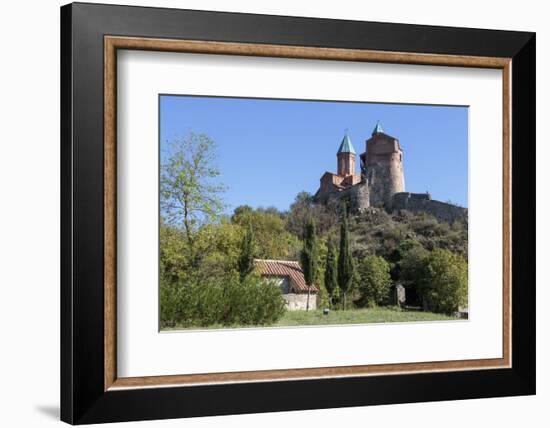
[
  {"xmin": 399, "ymin": 242, "xmax": 429, "ymax": 285},
  {"xmin": 238, "ymin": 224, "xmax": 255, "ymax": 280},
  {"xmin": 420, "ymin": 249, "xmax": 468, "ymax": 313},
  {"xmin": 286, "ymin": 191, "xmax": 339, "ymax": 239},
  {"xmin": 232, "ymin": 205, "xmax": 254, "ymax": 219},
  {"xmin": 300, "ymin": 219, "xmax": 319, "ymax": 311},
  {"xmin": 232, "ymin": 206, "xmax": 300, "ymax": 260},
  {"xmin": 337, "ymin": 205, "xmax": 354, "ymax": 309},
  {"xmin": 161, "ymin": 132, "xmax": 226, "ymax": 249},
  {"xmin": 286, "ymin": 192, "xmax": 315, "ymax": 239},
  {"xmin": 357, "ymin": 256, "xmax": 392, "ymax": 307},
  {"xmin": 181, "ymin": 220, "xmax": 242, "ymax": 282},
  {"xmin": 324, "ymin": 240, "xmax": 338, "ymax": 306},
  {"xmin": 395, "ymin": 242, "xmax": 429, "ymax": 306},
  {"xmin": 159, "ymin": 223, "xmax": 189, "ymax": 284}
]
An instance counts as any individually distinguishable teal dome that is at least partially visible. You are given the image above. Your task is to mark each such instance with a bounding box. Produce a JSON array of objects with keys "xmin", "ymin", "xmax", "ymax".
[
  {"xmin": 337, "ymin": 133, "xmax": 356, "ymax": 155},
  {"xmin": 372, "ymin": 120, "xmax": 384, "ymax": 135}
]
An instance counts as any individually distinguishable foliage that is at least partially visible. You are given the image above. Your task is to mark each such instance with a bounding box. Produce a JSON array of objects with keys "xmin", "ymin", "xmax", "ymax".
[
  {"xmin": 189, "ymin": 220, "xmax": 243, "ymax": 281},
  {"xmin": 350, "ymin": 210, "xmax": 468, "ymax": 262},
  {"xmin": 237, "ymin": 224, "xmax": 255, "ymax": 280},
  {"xmin": 300, "ymin": 220, "xmax": 319, "ymax": 286},
  {"xmin": 286, "ymin": 192, "xmax": 339, "ymax": 239},
  {"xmin": 356, "ymin": 256, "xmax": 392, "ymax": 307},
  {"xmin": 232, "ymin": 205, "xmax": 301, "ymax": 260},
  {"xmin": 324, "ymin": 240, "xmax": 338, "ymax": 306},
  {"xmin": 160, "ymin": 222, "xmax": 191, "ymax": 284},
  {"xmin": 161, "ymin": 218, "xmax": 245, "ymax": 282},
  {"xmin": 300, "ymin": 219, "xmax": 319, "ymax": 311},
  {"xmin": 311, "ymin": 238, "xmax": 330, "ymax": 309},
  {"xmin": 160, "ymin": 273, "xmax": 286, "ymax": 328},
  {"xmin": 398, "ymin": 241, "xmax": 429, "ymax": 285},
  {"xmin": 337, "ymin": 205, "xmax": 355, "ymax": 309},
  {"xmin": 419, "ymin": 248, "xmax": 468, "ymax": 314},
  {"xmin": 161, "ymin": 133, "xmax": 226, "ymax": 245}
]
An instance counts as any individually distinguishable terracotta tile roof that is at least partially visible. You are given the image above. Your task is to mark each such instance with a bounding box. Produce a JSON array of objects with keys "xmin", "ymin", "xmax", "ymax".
[{"xmin": 254, "ymin": 259, "xmax": 319, "ymax": 294}]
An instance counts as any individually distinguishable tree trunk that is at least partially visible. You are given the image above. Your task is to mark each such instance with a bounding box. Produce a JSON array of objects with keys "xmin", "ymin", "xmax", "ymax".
[
  {"xmin": 343, "ymin": 292, "xmax": 347, "ymax": 310},
  {"xmin": 183, "ymin": 200, "xmax": 192, "ymax": 245},
  {"xmin": 306, "ymin": 285, "xmax": 311, "ymax": 311},
  {"xmin": 182, "ymin": 196, "xmax": 195, "ymax": 265}
]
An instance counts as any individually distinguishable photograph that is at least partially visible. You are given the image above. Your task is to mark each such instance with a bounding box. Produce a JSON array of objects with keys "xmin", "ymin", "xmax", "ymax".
[{"xmin": 159, "ymin": 95, "xmax": 469, "ymax": 330}]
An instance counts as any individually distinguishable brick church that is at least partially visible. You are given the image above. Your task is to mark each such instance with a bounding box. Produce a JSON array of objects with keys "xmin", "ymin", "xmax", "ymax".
[
  {"xmin": 314, "ymin": 122, "xmax": 467, "ymax": 224},
  {"xmin": 315, "ymin": 121, "xmax": 405, "ymax": 210}
]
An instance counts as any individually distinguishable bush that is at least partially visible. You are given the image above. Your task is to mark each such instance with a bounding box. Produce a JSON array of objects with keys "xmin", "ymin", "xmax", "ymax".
[
  {"xmin": 356, "ymin": 256, "xmax": 392, "ymax": 307},
  {"xmin": 160, "ymin": 273, "xmax": 286, "ymax": 328},
  {"xmin": 419, "ymin": 249, "xmax": 467, "ymax": 314},
  {"xmin": 398, "ymin": 242, "xmax": 429, "ymax": 284}
]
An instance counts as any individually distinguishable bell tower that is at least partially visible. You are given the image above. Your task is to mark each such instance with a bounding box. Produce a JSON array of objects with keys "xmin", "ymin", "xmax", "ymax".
[
  {"xmin": 360, "ymin": 121, "xmax": 405, "ymax": 207},
  {"xmin": 336, "ymin": 132, "xmax": 356, "ymax": 177}
]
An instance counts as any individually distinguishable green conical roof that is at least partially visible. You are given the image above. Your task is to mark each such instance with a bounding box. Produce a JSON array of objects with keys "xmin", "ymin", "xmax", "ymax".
[
  {"xmin": 337, "ymin": 133, "xmax": 356, "ymax": 155},
  {"xmin": 372, "ymin": 120, "xmax": 384, "ymax": 135}
]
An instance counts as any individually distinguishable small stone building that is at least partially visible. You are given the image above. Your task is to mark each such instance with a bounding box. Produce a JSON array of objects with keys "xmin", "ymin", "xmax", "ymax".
[{"xmin": 254, "ymin": 259, "xmax": 318, "ymax": 310}]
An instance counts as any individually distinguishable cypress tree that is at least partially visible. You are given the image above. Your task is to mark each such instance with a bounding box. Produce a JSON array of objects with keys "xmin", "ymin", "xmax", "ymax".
[
  {"xmin": 324, "ymin": 240, "xmax": 338, "ymax": 307},
  {"xmin": 337, "ymin": 205, "xmax": 354, "ymax": 309},
  {"xmin": 300, "ymin": 219, "xmax": 318, "ymax": 311},
  {"xmin": 238, "ymin": 224, "xmax": 255, "ymax": 281}
]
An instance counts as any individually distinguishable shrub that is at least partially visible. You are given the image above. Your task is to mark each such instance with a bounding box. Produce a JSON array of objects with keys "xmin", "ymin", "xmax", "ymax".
[
  {"xmin": 419, "ymin": 249, "xmax": 468, "ymax": 314},
  {"xmin": 229, "ymin": 276, "xmax": 287, "ymax": 325},
  {"xmin": 160, "ymin": 273, "xmax": 286, "ymax": 328},
  {"xmin": 356, "ymin": 256, "xmax": 392, "ymax": 307},
  {"xmin": 160, "ymin": 280, "xmax": 184, "ymax": 328},
  {"xmin": 398, "ymin": 243, "xmax": 429, "ymax": 284}
]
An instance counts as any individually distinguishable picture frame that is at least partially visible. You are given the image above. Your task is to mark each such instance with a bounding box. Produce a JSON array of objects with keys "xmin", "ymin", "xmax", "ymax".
[{"xmin": 60, "ymin": 2, "xmax": 535, "ymax": 424}]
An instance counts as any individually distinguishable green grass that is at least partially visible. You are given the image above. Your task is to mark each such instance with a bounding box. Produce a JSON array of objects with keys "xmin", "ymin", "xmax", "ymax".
[
  {"xmin": 163, "ymin": 307, "xmax": 460, "ymax": 331},
  {"xmin": 274, "ymin": 307, "xmax": 458, "ymax": 327}
]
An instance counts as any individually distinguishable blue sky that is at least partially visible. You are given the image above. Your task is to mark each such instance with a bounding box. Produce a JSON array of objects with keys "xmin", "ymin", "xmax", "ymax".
[{"xmin": 160, "ymin": 95, "xmax": 468, "ymax": 213}]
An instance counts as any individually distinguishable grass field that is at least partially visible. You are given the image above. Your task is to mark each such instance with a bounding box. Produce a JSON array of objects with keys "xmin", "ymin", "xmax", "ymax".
[
  {"xmin": 274, "ymin": 307, "xmax": 458, "ymax": 327},
  {"xmin": 165, "ymin": 307, "xmax": 459, "ymax": 331}
]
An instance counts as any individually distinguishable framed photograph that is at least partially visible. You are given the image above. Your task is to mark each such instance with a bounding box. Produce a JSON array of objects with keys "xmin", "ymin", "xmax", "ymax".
[{"xmin": 60, "ymin": 2, "xmax": 536, "ymax": 424}]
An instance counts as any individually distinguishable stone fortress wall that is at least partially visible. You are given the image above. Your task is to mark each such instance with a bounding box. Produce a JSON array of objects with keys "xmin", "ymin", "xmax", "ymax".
[
  {"xmin": 391, "ymin": 192, "xmax": 467, "ymax": 224},
  {"xmin": 322, "ymin": 183, "xmax": 466, "ymax": 224},
  {"xmin": 322, "ymin": 181, "xmax": 371, "ymax": 212}
]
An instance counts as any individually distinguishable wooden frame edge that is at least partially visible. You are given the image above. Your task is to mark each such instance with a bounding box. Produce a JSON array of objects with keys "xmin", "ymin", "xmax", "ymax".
[
  {"xmin": 105, "ymin": 36, "xmax": 511, "ymax": 68},
  {"xmin": 104, "ymin": 36, "xmax": 117, "ymax": 390},
  {"xmin": 103, "ymin": 35, "xmax": 512, "ymax": 391},
  {"xmin": 110, "ymin": 357, "xmax": 508, "ymax": 390}
]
